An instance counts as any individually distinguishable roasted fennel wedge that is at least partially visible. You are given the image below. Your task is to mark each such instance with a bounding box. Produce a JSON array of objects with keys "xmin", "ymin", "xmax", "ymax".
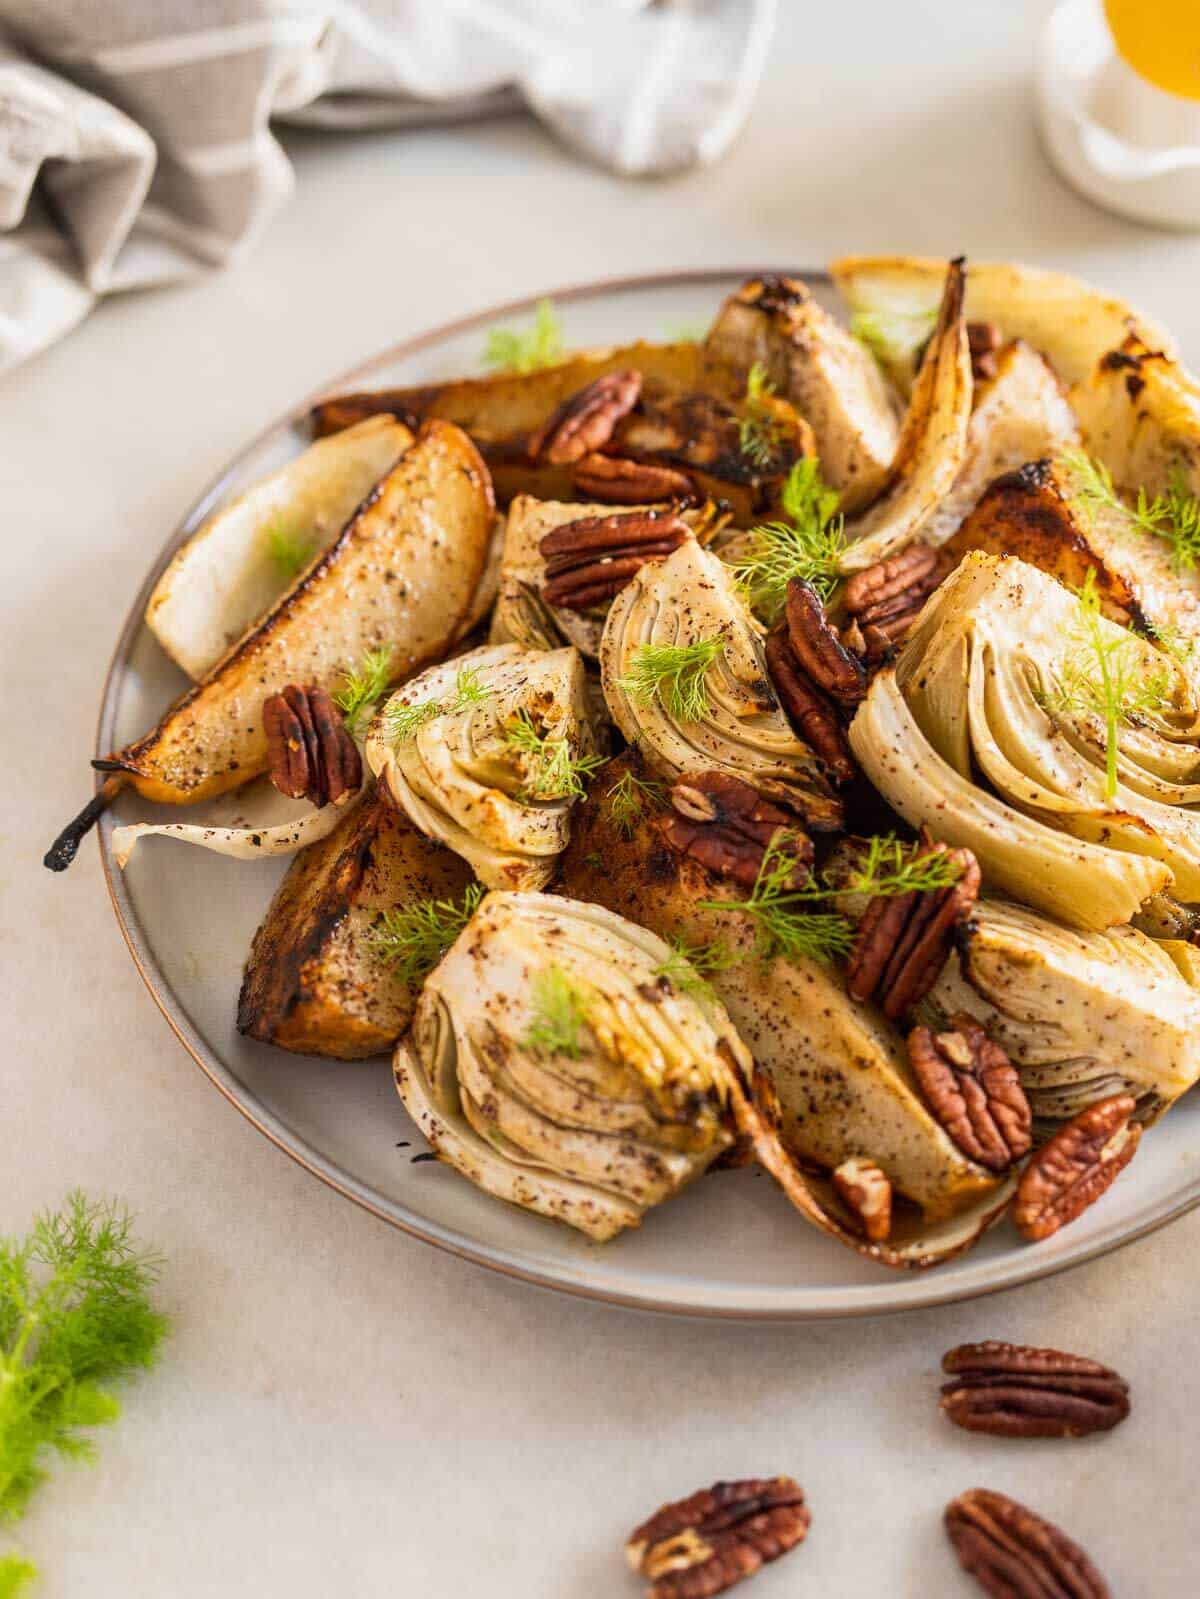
[
  {"xmin": 850, "ymin": 552, "xmax": 1200, "ymax": 928},
  {"xmin": 599, "ymin": 540, "xmax": 843, "ymax": 829},
  {"xmin": 555, "ymin": 765, "xmax": 1013, "ymax": 1267},
  {"xmin": 928, "ymin": 897, "xmax": 1200, "ymax": 1129},
  {"xmin": 365, "ymin": 642, "xmax": 598, "ymax": 891}
]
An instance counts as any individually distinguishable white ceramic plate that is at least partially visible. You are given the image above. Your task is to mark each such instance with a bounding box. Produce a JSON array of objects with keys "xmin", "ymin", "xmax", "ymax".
[{"xmin": 96, "ymin": 269, "xmax": 1200, "ymax": 1319}]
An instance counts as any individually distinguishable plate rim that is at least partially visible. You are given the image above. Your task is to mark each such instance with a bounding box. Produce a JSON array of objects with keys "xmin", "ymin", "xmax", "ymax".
[{"xmin": 94, "ymin": 265, "xmax": 1200, "ymax": 1320}]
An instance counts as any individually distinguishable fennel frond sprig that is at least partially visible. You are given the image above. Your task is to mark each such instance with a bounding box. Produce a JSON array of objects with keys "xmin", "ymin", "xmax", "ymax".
[
  {"xmin": 652, "ymin": 936, "xmax": 738, "ymax": 1004},
  {"xmin": 334, "ymin": 646, "xmax": 393, "ymax": 739},
  {"xmin": 737, "ymin": 362, "xmax": 788, "ymax": 469},
  {"xmin": 606, "ymin": 768, "xmax": 666, "ymax": 838},
  {"xmin": 1044, "ymin": 568, "xmax": 1174, "ymax": 802},
  {"xmin": 503, "ymin": 711, "xmax": 605, "ymax": 802},
  {"xmin": 264, "ymin": 520, "xmax": 316, "ymax": 581},
  {"xmin": 618, "ymin": 636, "xmax": 726, "ymax": 723},
  {"xmin": 385, "ymin": 665, "xmax": 492, "ymax": 746},
  {"xmin": 524, "ymin": 966, "xmax": 589, "ymax": 1058},
  {"xmin": 367, "ymin": 882, "xmax": 484, "ymax": 986},
  {"xmin": 732, "ymin": 458, "xmax": 845, "ymax": 620},
  {"xmin": 483, "ymin": 299, "xmax": 564, "ymax": 374},
  {"xmin": 1061, "ymin": 448, "xmax": 1200, "ymax": 574},
  {"xmin": 840, "ymin": 833, "xmax": 965, "ymax": 898}
]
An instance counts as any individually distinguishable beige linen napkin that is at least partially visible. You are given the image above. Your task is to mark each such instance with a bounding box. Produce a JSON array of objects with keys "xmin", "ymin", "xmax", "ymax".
[{"xmin": 0, "ymin": 0, "xmax": 774, "ymax": 374}]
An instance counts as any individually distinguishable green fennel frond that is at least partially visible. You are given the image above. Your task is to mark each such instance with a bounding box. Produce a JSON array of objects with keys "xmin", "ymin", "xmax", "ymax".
[
  {"xmin": 839, "ymin": 833, "xmax": 964, "ymax": 898},
  {"xmin": 503, "ymin": 711, "xmax": 605, "ymax": 802},
  {"xmin": 606, "ymin": 769, "xmax": 666, "ymax": 838},
  {"xmin": 697, "ymin": 835, "xmax": 854, "ymax": 966},
  {"xmin": 1061, "ymin": 448, "xmax": 1200, "ymax": 574},
  {"xmin": 618, "ymin": 636, "xmax": 726, "ymax": 723},
  {"xmin": 367, "ymin": 882, "xmax": 484, "ymax": 986},
  {"xmin": 264, "ymin": 520, "xmax": 316, "ymax": 582},
  {"xmin": 483, "ymin": 299, "xmax": 564, "ymax": 374},
  {"xmin": 334, "ymin": 646, "xmax": 393, "ymax": 739},
  {"xmin": 737, "ymin": 361, "xmax": 787, "ymax": 469},
  {"xmin": 652, "ymin": 937, "xmax": 738, "ymax": 1004},
  {"xmin": 385, "ymin": 664, "xmax": 494, "ymax": 747},
  {"xmin": 0, "ymin": 1553, "xmax": 36, "ymax": 1597},
  {"xmin": 524, "ymin": 967, "xmax": 589, "ymax": 1058},
  {"xmin": 1044, "ymin": 568, "xmax": 1174, "ymax": 802},
  {"xmin": 732, "ymin": 458, "xmax": 845, "ymax": 620},
  {"xmin": 0, "ymin": 1193, "xmax": 170, "ymax": 1524}
]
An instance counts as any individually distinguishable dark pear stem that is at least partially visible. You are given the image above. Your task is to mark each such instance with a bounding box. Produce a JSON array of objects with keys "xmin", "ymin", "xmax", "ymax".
[{"xmin": 44, "ymin": 776, "xmax": 125, "ymax": 872}]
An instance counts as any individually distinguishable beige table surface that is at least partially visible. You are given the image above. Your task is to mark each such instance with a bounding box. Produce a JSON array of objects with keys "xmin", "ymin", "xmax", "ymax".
[{"xmin": 6, "ymin": 2, "xmax": 1200, "ymax": 1593}]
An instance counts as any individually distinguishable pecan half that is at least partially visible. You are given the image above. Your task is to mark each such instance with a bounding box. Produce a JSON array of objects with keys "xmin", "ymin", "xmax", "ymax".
[
  {"xmin": 263, "ymin": 684, "xmax": 361, "ymax": 807},
  {"xmin": 785, "ymin": 577, "xmax": 867, "ymax": 706},
  {"xmin": 527, "ymin": 369, "xmax": 642, "ymax": 464},
  {"xmin": 540, "ymin": 509, "xmax": 689, "ymax": 610},
  {"xmin": 832, "ymin": 1158, "xmax": 892, "ymax": 1242},
  {"xmin": 661, "ymin": 772, "xmax": 812, "ymax": 890},
  {"xmin": 945, "ymin": 1489, "xmax": 1110, "ymax": 1599},
  {"xmin": 908, "ymin": 1015, "xmax": 1031, "ymax": 1171},
  {"xmin": 846, "ymin": 840, "xmax": 981, "ymax": 1020},
  {"xmin": 764, "ymin": 629, "xmax": 855, "ymax": 784},
  {"xmin": 967, "ymin": 320, "xmax": 1004, "ymax": 383},
  {"xmin": 626, "ymin": 1478, "xmax": 809, "ymax": 1599},
  {"xmin": 840, "ymin": 542, "xmax": 952, "ymax": 645},
  {"xmin": 1013, "ymin": 1094, "xmax": 1141, "ymax": 1242},
  {"xmin": 572, "ymin": 452, "xmax": 697, "ymax": 504},
  {"xmin": 941, "ymin": 1342, "xmax": 1130, "ymax": 1438}
]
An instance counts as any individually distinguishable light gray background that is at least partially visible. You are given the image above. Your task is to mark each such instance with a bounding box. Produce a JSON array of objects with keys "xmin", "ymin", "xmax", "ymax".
[{"xmin": 6, "ymin": 2, "xmax": 1197, "ymax": 1593}]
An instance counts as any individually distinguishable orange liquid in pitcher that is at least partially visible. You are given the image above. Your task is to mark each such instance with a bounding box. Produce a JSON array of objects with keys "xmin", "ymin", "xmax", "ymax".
[{"xmin": 1104, "ymin": 0, "xmax": 1200, "ymax": 101}]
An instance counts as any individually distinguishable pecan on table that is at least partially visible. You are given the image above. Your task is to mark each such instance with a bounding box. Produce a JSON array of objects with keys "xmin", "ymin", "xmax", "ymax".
[
  {"xmin": 626, "ymin": 1477, "xmax": 809, "ymax": 1599},
  {"xmin": 967, "ymin": 320, "xmax": 1004, "ymax": 383},
  {"xmin": 840, "ymin": 542, "xmax": 953, "ymax": 655},
  {"xmin": 832, "ymin": 1158, "xmax": 892, "ymax": 1242},
  {"xmin": 785, "ymin": 576, "xmax": 867, "ymax": 706},
  {"xmin": 907, "ymin": 1015, "xmax": 1031, "ymax": 1172},
  {"xmin": 941, "ymin": 1342, "xmax": 1130, "ymax": 1439},
  {"xmin": 263, "ymin": 684, "xmax": 361, "ymax": 807},
  {"xmin": 540, "ymin": 509, "xmax": 690, "ymax": 610},
  {"xmin": 1012, "ymin": 1094, "xmax": 1141, "ymax": 1243},
  {"xmin": 845, "ymin": 838, "xmax": 981, "ymax": 1021},
  {"xmin": 527, "ymin": 370, "xmax": 642, "ymax": 464},
  {"xmin": 572, "ymin": 452, "xmax": 697, "ymax": 504},
  {"xmin": 945, "ymin": 1489, "xmax": 1110, "ymax": 1599},
  {"xmin": 661, "ymin": 772, "xmax": 812, "ymax": 890},
  {"xmin": 764, "ymin": 628, "xmax": 856, "ymax": 784}
]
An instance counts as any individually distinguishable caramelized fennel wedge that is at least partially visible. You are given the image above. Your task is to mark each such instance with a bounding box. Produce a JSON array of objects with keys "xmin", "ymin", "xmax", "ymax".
[{"xmin": 96, "ymin": 420, "xmax": 495, "ymax": 807}]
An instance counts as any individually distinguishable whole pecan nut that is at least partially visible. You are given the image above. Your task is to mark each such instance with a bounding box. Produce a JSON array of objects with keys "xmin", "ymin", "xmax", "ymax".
[
  {"xmin": 908, "ymin": 1015, "xmax": 1031, "ymax": 1171},
  {"xmin": 941, "ymin": 1341, "xmax": 1130, "ymax": 1438},
  {"xmin": 785, "ymin": 577, "xmax": 867, "ymax": 706},
  {"xmin": 660, "ymin": 772, "xmax": 812, "ymax": 890},
  {"xmin": 263, "ymin": 684, "xmax": 361, "ymax": 806},
  {"xmin": 1012, "ymin": 1094, "xmax": 1141, "ymax": 1242},
  {"xmin": 846, "ymin": 839, "xmax": 981, "ymax": 1020},
  {"xmin": 840, "ymin": 542, "xmax": 953, "ymax": 644},
  {"xmin": 945, "ymin": 1489, "xmax": 1110, "ymax": 1599},
  {"xmin": 540, "ymin": 509, "xmax": 689, "ymax": 610},
  {"xmin": 572, "ymin": 452, "xmax": 697, "ymax": 504},
  {"xmin": 527, "ymin": 370, "xmax": 642, "ymax": 464},
  {"xmin": 764, "ymin": 629, "xmax": 855, "ymax": 784},
  {"xmin": 626, "ymin": 1477, "xmax": 809, "ymax": 1599},
  {"xmin": 832, "ymin": 1158, "xmax": 892, "ymax": 1242}
]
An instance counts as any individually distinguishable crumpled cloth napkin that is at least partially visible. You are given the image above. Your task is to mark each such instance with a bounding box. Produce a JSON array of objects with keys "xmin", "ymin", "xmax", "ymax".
[{"xmin": 0, "ymin": 0, "xmax": 774, "ymax": 374}]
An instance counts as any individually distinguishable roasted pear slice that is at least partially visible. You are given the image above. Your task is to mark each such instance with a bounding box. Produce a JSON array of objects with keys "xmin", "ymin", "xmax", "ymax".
[
  {"xmin": 395, "ymin": 889, "xmax": 743, "ymax": 1241},
  {"xmin": 94, "ymin": 421, "xmax": 495, "ymax": 807},
  {"xmin": 928, "ymin": 896, "xmax": 1200, "ymax": 1130},
  {"xmin": 836, "ymin": 258, "xmax": 972, "ymax": 572},
  {"xmin": 238, "ymin": 792, "xmax": 473, "ymax": 1060},
  {"xmin": 831, "ymin": 254, "xmax": 1175, "ymax": 391},
  {"xmin": 366, "ymin": 642, "xmax": 598, "ymax": 891},
  {"xmin": 146, "ymin": 415, "xmax": 414, "ymax": 681},
  {"xmin": 945, "ymin": 456, "xmax": 1200, "ymax": 655},
  {"xmin": 705, "ymin": 275, "xmax": 901, "ymax": 511},
  {"xmin": 600, "ymin": 540, "xmax": 843, "ymax": 829},
  {"xmin": 1069, "ymin": 334, "xmax": 1200, "ymax": 500},
  {"xmin": 556, "ymin": 765, "xmax": 1010, "ymax": 1263}
]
